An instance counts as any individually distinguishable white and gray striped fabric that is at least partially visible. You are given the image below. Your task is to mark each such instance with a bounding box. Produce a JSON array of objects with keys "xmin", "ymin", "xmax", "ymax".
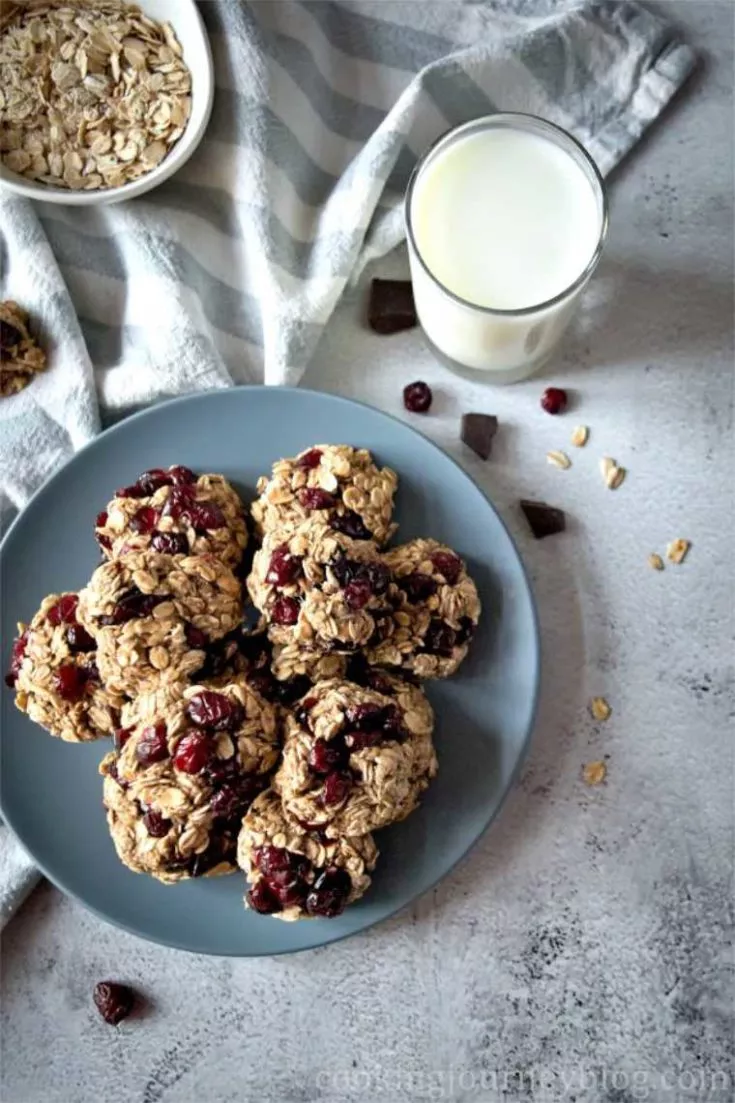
[
  {"xmin": 0, "ymin": 0, "xmax": 696, "ymax": 525},
  {"xmin": 0, "ymin": 0, "xmax": 695, "ymax": 921}
]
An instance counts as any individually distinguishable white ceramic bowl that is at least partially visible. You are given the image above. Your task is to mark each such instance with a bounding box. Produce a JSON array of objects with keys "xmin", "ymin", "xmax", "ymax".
[{"xmin": 0, "ymin": 0, "xmax": 214, "ymax": 205}]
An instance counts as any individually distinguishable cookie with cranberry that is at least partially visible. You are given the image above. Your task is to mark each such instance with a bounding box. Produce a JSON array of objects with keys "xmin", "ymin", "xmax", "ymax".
[
  {"xmin": 77, "ymin": 551, "xmax": 242, "ymax": 697},
  {"xmin": 95, "ymin": 467, "xmax": 247, "ymax": 569},
  {"xmin": 247, "ymin": 520, "xmax": 392, "ymax": 654},
  {"xmin": 273, "ymin": 678, "xmax": 436, "ymax": 837},
  {"xmin": 251, "ymin": 445, "xmax": 398, "ymax": 545},
  {"xmin": 7, "ymin": 592, "xmax": 123, "ymax": 743},
  {"xmin": 0, "ymin": 300, "xmax": 47, "ymax": 398},
  {"xmin": 238, "ymin": 789, "xmax": 377, "ymax": 920},
  {"xmin": 101, "ymin": 676, "xmax": 278, "ymax": 883},
  {"xmin": 367, "ymin": 539, "xmax": 481, "ymax": 679}
]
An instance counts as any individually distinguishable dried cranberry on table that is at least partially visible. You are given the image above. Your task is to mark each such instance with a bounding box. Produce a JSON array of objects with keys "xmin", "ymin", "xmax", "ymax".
[
  {"xmin": 540, "ymin": 387, "xmax": 568, "ymax": 415},
  {"xmin": 93, "ymin": 981, "xmax": 136, "ymax": 1025},
  {"xmin": 403, "ymin": 380, "xmax": 433, "ymax": 414}
]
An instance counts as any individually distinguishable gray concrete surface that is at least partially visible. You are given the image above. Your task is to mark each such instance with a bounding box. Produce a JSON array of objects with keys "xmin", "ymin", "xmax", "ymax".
[{"xmin": 1, "ymin": 3, "xmax": 733, "ymax": 1101}]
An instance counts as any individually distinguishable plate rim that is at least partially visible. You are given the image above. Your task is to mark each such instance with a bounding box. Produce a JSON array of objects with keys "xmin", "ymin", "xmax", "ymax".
[{"xmin": 0, "ymin": 385, "xmax": 541, "ymax": 956}]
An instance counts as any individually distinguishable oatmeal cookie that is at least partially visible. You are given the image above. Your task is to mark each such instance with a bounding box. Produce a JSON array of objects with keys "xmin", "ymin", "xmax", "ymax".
[
  {"xmin": 251, "ymin": 445, "xmax": 398, "ymax": 545},
  {"xmin": 7, "ymin": 592, "xmax": 123, "ymax": 742},
  {"xmin": 0, "ymin": 300, "xmax": 47, "ymax": 397},
  {"xmin": 248, "ymin": 520, "xmax": 392, "ymax": 653},
  {"xmin": 77, "ymin": 552, "xmax": 242, "ymax": 697},
  {"xmin": 273, "ymin": 678, "xmax": 436, "ymax": 837},
  {"xmin": 101, "ymin": 676, "xmax": 279, "ymax": 883},
  {"xmin": 95, "ymin": 466, "xmax": 247, "ymax": 569},
  {"xmin": 238, "ymin": 789, "xmax": 378, "ymax": 920},
  {"xmin": 367, "ymin": 539, "xmax": 481, "ymax": 678}
]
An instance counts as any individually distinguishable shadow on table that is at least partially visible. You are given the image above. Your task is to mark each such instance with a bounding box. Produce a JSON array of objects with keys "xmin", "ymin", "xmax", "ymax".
[{"xmin": 533, "ymin": 257, "xmax": 734, "ymax": 382}]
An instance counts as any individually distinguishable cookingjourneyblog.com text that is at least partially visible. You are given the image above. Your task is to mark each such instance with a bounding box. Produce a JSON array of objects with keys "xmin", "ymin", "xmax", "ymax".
[{"xmin": 314, "ymin": 1063, "xmax": 732, "ymax": 1100}]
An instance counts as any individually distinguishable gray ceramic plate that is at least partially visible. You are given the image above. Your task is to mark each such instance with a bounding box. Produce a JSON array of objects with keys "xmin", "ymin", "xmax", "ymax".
[{"xmin": 0, "ymin": 388, "xmax": 539, "ymax": 956}]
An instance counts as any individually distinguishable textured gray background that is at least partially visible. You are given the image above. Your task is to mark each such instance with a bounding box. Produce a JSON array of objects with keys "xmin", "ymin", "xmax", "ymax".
[{"xmin": 1, "ymin": 3, "xmax": 733, "ymax": 1101}]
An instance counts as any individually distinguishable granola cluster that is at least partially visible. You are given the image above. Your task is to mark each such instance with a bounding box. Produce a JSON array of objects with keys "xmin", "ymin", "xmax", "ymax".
[{"xmin": 0, "ymin": 300, "xmax": 47, "ymax": 397}]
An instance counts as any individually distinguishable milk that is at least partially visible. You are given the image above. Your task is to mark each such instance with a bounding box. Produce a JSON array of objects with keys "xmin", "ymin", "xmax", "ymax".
[{"xmin": 406, "ymin": 115, "xmax": 606, "ymax": 382}]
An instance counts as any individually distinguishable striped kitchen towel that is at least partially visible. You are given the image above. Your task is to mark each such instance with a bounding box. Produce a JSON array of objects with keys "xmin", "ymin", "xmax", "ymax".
[
  {"xmin": 0, "ymin": 0, "xmax": 697, "ymax": 925},
  {"xmin": 0, "ymin": 0, "xmax": 696, "ymax": 525}
]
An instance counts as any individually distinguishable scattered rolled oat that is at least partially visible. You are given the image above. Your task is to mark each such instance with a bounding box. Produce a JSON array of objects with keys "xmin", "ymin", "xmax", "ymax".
[
  {"xmin": 582, "ymin": 761, "xmax": 607, "ymax": 787},
  {"xmin": 546, "ymin": 450, "xmax": 571, "ymax": 470},
  {"xmin": 589, "ymin": 696, "xmax": 611, "ymax": 722},
  {"xmin": 571, "ymin": 425, "xmax": 589, "ymax": 448},
  {"xmin": 600, "ymin": 457, "xmax": 625, "ymax": 490},
  {"xmin": 0, "ymin": 300, "xmax": 47, "ymax": 396},
  {"xmin": 666, "ymin": 538, "xmax": 691, "ymax": 564},
  {"xmin": 0, "ymin": 0, "xmax": 192, "ymax": 191},
  {"xmin": 648, "ymin": 553, "xmax": 665, "ymax": 571}
]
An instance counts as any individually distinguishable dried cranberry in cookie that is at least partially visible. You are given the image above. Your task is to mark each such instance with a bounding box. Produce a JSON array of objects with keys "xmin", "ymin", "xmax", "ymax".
[
  {"xmin": 77, "ymin": 552, "xmax": 242, "ymax": 698},
  {"xmin": 367, "ymin": 538, "xmax": 481, "ymax": 679},
  {"xmin": 7, "ymin": 592, "xmax": 123, "ymax": 743},
  {"xmin": 248, "ymin": 521, "xmax": 393, "ymax": 654},
  {"xmin": 237, "ymin": 790, "xmax": 377, "ymax": 921},
  {"xmin": 95, "ymin": 470, "xmax": 247, "ymax": 569},
  {"xmin": 251, "ymin": 445, "xmax": 398, "ymax": 545},
  {"xmin": 273, "ymin": 678, "xmax": 436, "ymax": 837},
  {"xmin": 100, "ymin": 675, "xmax": 279, "ymax": 884}
]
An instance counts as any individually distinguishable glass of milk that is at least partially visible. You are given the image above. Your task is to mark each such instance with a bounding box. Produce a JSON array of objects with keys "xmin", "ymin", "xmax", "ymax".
[{"xmin": 405, "ymin": 114, "xmax": 608, "ymax": 383}]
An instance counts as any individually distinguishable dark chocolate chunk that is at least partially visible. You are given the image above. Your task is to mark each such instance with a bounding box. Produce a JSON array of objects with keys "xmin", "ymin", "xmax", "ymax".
[
  {"xmin": 368, "ymin": 279, "xmax": 417, "ymax": 335},
  {"xmin": 461, "ymin": 413, "xmax": 499, "ymax": 460},
  {"xmin": 520, "ymin": 499, "xmax": 566, "ymax": 540}
]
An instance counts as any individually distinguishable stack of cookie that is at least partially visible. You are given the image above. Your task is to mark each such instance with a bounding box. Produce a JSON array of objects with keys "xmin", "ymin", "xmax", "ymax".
[
  {"xmin": 6, "ymin": 464, "xmax": 271, "ymax": 882},
  {"xmin": 6, "ymin": 446, "xmax": 482, "ymax": 922},
  {"xmin": 238, "ymin": 445, "xmax": 480, "ymax": 920}
]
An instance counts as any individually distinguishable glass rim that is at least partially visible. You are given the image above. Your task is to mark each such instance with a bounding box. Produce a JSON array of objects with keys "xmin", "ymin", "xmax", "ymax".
[{"xmin": 404, "ymin": 112, "xmax": 609, "ymax": 318}]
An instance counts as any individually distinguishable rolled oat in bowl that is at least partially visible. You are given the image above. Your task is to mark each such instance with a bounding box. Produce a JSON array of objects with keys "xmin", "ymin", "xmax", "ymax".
[{"xmin": 0, "ymin": 0, "xmax": 192, "ymax": 191}]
